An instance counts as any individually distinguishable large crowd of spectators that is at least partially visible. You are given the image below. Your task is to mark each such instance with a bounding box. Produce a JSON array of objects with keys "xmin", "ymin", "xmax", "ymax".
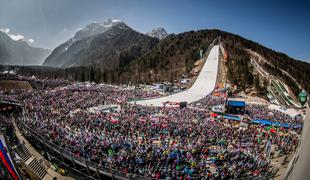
[
  {"xmin": 190, "ymin": 94, "xmax": 226, "ymax": 109},
  {"xmin": 0, "ymin": 76, "xmax": 302, "ymax": 179}
]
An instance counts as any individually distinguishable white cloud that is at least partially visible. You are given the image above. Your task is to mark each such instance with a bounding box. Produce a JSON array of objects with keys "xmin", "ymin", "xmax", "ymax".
[
  {"xmin": 63, "ymin": 28, "xmax": 67, "ymax": 32},
  {"xmin": 28, "ymin": 38, "xmax": 34, "ymax": 43},
  {"xmin": 0, "ymin": 27, "xmax": 24, "ymax": 41}
]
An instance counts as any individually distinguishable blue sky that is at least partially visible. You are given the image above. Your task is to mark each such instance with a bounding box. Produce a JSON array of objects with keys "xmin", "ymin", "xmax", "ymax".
[{"xmin": 0, "ymin": 0, "xmax": 309, "ymax": 61}]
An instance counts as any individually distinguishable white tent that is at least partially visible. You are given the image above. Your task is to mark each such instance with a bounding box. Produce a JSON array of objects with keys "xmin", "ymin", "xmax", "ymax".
[{"xmin": 268, "ymin": 104, "xmax": 300, "ymax": 118}]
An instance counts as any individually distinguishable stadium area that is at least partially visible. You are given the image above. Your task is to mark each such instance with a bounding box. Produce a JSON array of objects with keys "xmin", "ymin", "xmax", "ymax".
[{"xmin": 0, "ymin": 43, "xmax": 306, "ymax": 179}]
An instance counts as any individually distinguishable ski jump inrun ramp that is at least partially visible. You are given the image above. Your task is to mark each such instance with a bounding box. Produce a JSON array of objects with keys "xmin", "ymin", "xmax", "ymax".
[{"xmin": 134, "ymin": 45, "xmax": 220, "ymax": 107}]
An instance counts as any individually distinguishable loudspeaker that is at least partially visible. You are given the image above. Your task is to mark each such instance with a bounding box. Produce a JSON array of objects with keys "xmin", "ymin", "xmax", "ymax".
[{"xmin": 179, "ymin": 101, "xmax": 187, "ymax": 109}]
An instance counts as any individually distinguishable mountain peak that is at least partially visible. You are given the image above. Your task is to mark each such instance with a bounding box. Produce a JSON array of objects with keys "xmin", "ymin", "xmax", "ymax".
[
  {"xmin": 146, "ymin": 27, "xmax": 168, "ymax": 40},
  {"xmin": 72, "ymin": 19, "xmax": 125, "ymax": 41}
]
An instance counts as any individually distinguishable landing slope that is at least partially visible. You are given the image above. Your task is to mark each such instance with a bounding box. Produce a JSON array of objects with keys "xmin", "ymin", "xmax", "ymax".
[{"xmin": 135, "ymin": 45, "xmax": 219, "ymax": 106}]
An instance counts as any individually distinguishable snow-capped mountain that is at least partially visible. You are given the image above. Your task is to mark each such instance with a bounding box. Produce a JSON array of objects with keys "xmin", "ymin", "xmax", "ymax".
[
  {"xmin": 146, "ymin": 28, "xmax": 168, "ymax": 40},
  {"xmin": 43, "ymin": 19, "xmax": 125, "ymax": 67},
  {"xmin": 43, "ymin": 20, "xmax": 158, "ymax": 68}
]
